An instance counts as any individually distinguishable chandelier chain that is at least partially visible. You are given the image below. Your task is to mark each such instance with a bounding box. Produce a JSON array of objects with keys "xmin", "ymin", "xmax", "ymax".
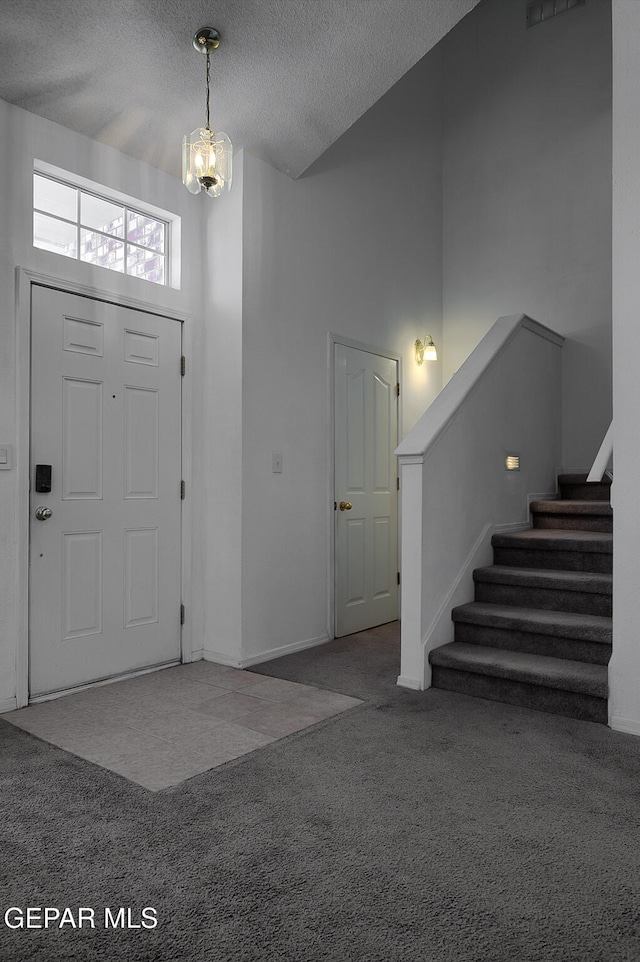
[{"xmin": 206, "ymin": 51, "xmax": 211, "ymax": 131}]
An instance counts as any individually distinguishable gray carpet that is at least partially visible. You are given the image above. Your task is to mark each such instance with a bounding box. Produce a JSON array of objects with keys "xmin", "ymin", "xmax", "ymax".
[{"xmin": 2, "ymin": 621, "xmax": 640, "ymax": 962}]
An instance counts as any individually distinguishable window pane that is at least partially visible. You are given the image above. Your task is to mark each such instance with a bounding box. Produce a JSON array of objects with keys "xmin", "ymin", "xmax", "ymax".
[
  {"xmin": 33, "ymin": 174, "xmax": 77, "ymax": 221},
  {"xmin": 33, "ymin": 171, "xmax": 169, "ymax": 286},
  {"xmin": 127, "ymin": 246, "xmax": 165, "ymax": 285},
  {"xmin": 81, "ymin": 194, "xmax": 124, "ymax": 237},
  {"xmin": 127, "ymin": 210, "xmax": 165, "ymax": 253},
  {"xmin": 80, "ymin": 229, "xmax": 124, "ymax": 272},
  {"xmin": 33, "ymin": 211, "xmax": 77, "ymax": 258}
]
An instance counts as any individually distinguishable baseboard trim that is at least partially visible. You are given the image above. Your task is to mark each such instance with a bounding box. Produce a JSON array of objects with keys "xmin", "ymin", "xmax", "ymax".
[
  {"xmin": 397, "ymin": 675, "xmax": 423, "ymax": 691},
  {"xmin": 202, "ymin": 649, "xmax": 243, "ymax": 668},
  {"xmin": 240, "ymin": 634, "xmax": 331, "ymax": 669},
  {"xmin": 610, "ymin": 714, "xmax": 640, "ymax": 737},
  {"xmin": 495, "ymin": 520, "xmax": 531, "ymax": 533},
  {"xmin": 0, "ymin": 696, "xmax": 18, "ymax": 715},
  {"xmin": 527, "ymin": 490, "xmax": 560, "ymax": 511},
  {"xmin": 203, "ymin": 634, "xmax": 331, "ymax": 670}
]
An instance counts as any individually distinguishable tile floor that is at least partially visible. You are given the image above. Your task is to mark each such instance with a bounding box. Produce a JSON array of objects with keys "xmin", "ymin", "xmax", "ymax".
[{"xmin": 3, "ymin": 661, "xmax": 363, "ymax": 791}]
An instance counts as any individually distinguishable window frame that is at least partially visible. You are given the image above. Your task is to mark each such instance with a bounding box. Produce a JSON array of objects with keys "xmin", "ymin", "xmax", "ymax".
[{"xmin": 32, "ymin": 162, "xmax": 181, "ymax": 290}]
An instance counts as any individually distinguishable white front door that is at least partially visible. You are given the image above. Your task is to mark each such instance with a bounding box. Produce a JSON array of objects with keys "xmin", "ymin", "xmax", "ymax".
[
  {"xmin": 29, "ymin": 286, "xmax": 182, "ymax": 696},
  {"xmin": 334, "ymin": 343, "xmax": 399, "ymax": 637}
]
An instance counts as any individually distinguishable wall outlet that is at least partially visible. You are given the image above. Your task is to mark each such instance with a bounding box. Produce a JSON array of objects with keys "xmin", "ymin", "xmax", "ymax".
[{"xmin": 272, "ymin": 452, "xmax": 283, "ymax": 474}]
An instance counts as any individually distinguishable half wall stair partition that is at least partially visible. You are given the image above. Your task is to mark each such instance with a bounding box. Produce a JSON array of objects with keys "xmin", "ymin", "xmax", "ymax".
[{"xmin": 395, "ymin": 314, "xmax": 565, "ymax": 692}]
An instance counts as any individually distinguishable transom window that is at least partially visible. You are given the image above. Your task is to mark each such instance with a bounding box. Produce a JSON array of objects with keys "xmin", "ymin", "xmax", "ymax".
[{"xmin": 33, "ymin": 172, "xmax": 168, "ymax": 286}]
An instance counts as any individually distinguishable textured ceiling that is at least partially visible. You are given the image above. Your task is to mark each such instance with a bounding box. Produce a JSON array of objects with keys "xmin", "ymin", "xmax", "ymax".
[{"xmin": 0, "ymin": 0, "xmax": 481, "ymax": 179}]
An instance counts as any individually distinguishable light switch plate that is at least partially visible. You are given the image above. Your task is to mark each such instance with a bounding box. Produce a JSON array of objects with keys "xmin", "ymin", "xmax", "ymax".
[
  {"xmin": 272, "ymin": 452, "xmax": 283, "ymax": 474},
  {"xmin": 0, "ymin": 445, "xmax": 12, "ymax": 469}
]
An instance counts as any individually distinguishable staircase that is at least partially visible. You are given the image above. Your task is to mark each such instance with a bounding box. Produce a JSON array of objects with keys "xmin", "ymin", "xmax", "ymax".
[{"xmin": 429, "ymin": 474, "xmax": 612, "ymax": 723}]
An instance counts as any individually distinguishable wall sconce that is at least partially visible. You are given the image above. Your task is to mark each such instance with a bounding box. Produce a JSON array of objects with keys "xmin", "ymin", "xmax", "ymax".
[
  {"xmin": 415, "ymin": 335, "xmax": 437, "ymax": 365},
  {"xmin": 505, "ymin": 454, "xmax": 521, "ymax": 471},
  {"xmin": 182, "ymin": 27, "xmax": 233, "ymax": 198}
]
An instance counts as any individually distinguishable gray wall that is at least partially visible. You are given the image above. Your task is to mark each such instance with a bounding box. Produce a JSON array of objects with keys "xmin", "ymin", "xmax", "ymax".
[
  {"xmin": 611, "ymin": 0, "xmax": 640, "ymax": 734},
  {"xmin": 441, "ymin": 0, "xmax": 612, "ymax": 468},
  {"xmin": 236, "ymin": 52, "xmax": 445, "ymax": 662}
]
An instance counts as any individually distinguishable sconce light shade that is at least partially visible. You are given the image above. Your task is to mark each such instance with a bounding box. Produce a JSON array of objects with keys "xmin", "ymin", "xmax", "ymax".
[{"xmin": 415, "ymin": 335, "xmax": 437, "ymax": 365}]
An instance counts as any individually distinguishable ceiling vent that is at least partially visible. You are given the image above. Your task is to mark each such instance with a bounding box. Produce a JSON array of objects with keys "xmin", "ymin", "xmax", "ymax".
[{"xmin": 527, "ymin": 0, "xmax": 585, "ymax": 28}]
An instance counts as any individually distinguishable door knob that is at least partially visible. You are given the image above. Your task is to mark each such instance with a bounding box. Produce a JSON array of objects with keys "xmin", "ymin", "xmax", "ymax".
[
  {"xmin": 34, "ymin": 506, "xmax": 53, "ymax": 521},
  {"xmin": 339, "ymin": 501, "xmax": 353, "ymax": 511}
]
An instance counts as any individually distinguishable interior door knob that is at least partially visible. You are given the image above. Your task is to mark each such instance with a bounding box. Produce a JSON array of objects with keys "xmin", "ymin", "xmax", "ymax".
[
  {"xmin": 339, "ymin": 501, "xmax": 353, "ymax": 511},
  {"xmin": 34, "ymin": 506, "xmax": 53, "ymax": 521}
]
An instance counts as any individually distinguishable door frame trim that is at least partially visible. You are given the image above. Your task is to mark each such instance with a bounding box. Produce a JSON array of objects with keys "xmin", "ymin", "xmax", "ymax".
[
  {"xmin": 15, "ymin": 268, "xmax": 192, "ymax": 707},
  {"xmin": 327, "ymin": 333, "xmax": 403, "ymax": 640}
]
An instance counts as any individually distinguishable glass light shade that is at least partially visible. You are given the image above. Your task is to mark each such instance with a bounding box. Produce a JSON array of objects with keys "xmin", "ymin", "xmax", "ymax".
[
  {"xmin": 415, "ymin": 337, "xmax": 437, "ymax": 365},
  {"xmin": 182, "ymin": 127, "xmax": 232, "ymax": 197},
  {"xmin": 424, "ymin": 340, "xmax": 437, "ymax": 361}
]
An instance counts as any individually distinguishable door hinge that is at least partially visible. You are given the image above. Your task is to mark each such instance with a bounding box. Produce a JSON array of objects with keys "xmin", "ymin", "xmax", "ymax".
[
  {"xmin": 397, "ymin": 572, "xmax": 401, "ymax": 586},
  {"xmin": 180, "ymin": 604, "xmax": 185, "ymax": 626},
  {"xmin": 396, "ymin": 382, "xmax": 400, "ymax": 397},
  {"xmin": 397, "ymin": 476, "xmax": 400, "ymax": 491},
  {"xmin": 181, "ymin": 355, "xmax": 186, "ymax": 376},
  {"xmin": 334, "ymin": 501, "xmax": 337, "ymax": 511},
  {"xmin": 181, "ymin": 479, "xmax": 186, "ymax": 500}
]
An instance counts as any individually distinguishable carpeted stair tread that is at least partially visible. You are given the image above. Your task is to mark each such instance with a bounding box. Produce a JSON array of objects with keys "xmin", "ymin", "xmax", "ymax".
[
  {"xmin": 473, "ymin": 565, "xmax": 612, "ymax": 595},
  {"xmin": 529, "ymin": 499, "xmax": 612, "ymax": 532},
  {"xmin": 429, "ymin": 642, "xmax": 608, "ymax": 698},
  {"xmin": 492, "ymin": 528, "xmax": 612, "ymax": 553},
  {"xmin": 530, "ymin": 499, "xmax": 612, "ymax": 516},
  {"xmin": 492, "ymin": 528, "xmax": 612, "ymax": 574},
  {"xmin": 452, "ymin": 602, "xmax": 612, "ymax": 644}
]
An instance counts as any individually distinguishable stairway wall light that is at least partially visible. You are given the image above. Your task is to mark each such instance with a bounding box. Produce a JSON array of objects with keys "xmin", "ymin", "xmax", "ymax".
[
  {"xmin": 415, "ymin": 335, "xmax": 437, "ymax": 365},
  {"xmin": 182, "ymin": 27, "xmax": 232, "ymax": 198}
]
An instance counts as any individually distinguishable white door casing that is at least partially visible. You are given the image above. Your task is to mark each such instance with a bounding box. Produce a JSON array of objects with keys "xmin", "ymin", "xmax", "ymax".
[
  {"xmin": 334, "ymin": 343, "xmax": 399, "ymax": 637},
  {"xmin": 29, "ymin": 286, "xmax": 182, "ymax": 696}
]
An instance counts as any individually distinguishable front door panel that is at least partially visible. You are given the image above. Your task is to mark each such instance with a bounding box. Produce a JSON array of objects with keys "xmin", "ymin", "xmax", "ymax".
[{"xmin": 29, "ymin": 286, "xmax": 182, "ymax": 696}]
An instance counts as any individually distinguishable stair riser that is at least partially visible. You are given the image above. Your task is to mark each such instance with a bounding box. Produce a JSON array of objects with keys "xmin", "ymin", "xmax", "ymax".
[
  {"xmin": 532, "ymin": 515, "xmax": 612, "ymax": 533},
  {"xmin": 559, "ymin": 483, "xmax": 611, "ymax": 501},
  {"xmin": 454, "ymin": 622, "xmax": 611, "ymax": 665},
  {"xmin": 492, "ymin": 546, "xmax": 612, "ymax": 574},
  {"xmin": 431, "ymin": 666, "xmax": 608, "ymax": 723},
  {"xmin": 474, "ymin": 582, "xmax": 612, "ymax": 616}
]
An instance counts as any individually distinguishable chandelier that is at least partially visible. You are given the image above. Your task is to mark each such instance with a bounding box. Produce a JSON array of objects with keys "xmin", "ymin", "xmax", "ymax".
[{"xmin": 182, "ymin": 27, "xmax": 232, "ymax": 198}]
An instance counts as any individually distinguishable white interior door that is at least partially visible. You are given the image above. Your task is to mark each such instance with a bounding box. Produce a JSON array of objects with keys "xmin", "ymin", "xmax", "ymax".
[
  {"xmin": 334, "ymin": 343, "xmax": 399, "ymax": 637},
  {"xmin": 29, "ymin": 285, "xmax": 182, "ymax": 696}
]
